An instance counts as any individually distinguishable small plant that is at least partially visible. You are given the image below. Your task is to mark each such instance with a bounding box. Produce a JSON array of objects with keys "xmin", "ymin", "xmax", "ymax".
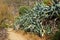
[{"xmin": 14, "ymin": 0, "xmax": 60, "ymax": 37}]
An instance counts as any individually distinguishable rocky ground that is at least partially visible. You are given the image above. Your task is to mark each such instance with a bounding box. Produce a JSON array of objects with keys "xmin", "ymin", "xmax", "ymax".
[{"xmin": 0, "ymin": 28, "xmax": 8, "ymax": 40}]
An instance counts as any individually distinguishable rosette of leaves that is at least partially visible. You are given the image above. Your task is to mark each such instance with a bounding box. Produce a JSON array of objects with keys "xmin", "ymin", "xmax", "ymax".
[{"xmin": 14, "ymin": 0, "xmax": 60, "ymax": 37}]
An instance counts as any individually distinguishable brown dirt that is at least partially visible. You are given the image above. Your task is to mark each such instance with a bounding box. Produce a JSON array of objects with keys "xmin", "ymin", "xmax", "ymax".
[
  {"xmin": 7, "ymin": 29, "xmax": 40, "ymax": 40},
  {"xmin": 7, "ymin": 28, "xmax": 48, "ymax": 40},
  {"xmin": 0, "ymin": 28, "xmax": 50, "ymax": 40}
]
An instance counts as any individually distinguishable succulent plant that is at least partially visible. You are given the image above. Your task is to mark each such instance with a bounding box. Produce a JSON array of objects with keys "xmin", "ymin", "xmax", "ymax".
[{"xmin": 14, "ymin": 0, "xmax": 60, "ymax": 37}]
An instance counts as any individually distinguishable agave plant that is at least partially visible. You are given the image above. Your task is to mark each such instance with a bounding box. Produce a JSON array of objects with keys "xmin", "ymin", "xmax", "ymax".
[{"xmin": 14, "ymin": 0, "xmax": 60, "ymax": 37}]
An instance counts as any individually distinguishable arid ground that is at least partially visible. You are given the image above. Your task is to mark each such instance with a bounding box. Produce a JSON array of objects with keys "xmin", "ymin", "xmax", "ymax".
[{"xmin": 0, "ymin": 28, "xmax": 50, "ymax": 40}]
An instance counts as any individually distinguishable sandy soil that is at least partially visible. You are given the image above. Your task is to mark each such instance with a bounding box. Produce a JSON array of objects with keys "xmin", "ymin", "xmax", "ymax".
[
  {"xmin": 7, "ymin": 28, "xmax": 48, "ymax": 40},
  {"xmin": 7, "ymin": 29, "xmax": 27, "ymax": 40}
]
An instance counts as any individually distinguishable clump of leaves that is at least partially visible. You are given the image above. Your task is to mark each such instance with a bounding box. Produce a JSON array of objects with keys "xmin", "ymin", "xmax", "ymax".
[{"xmin": 14, "ymin": 0, "xmax": 60, "ymax": 37}]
